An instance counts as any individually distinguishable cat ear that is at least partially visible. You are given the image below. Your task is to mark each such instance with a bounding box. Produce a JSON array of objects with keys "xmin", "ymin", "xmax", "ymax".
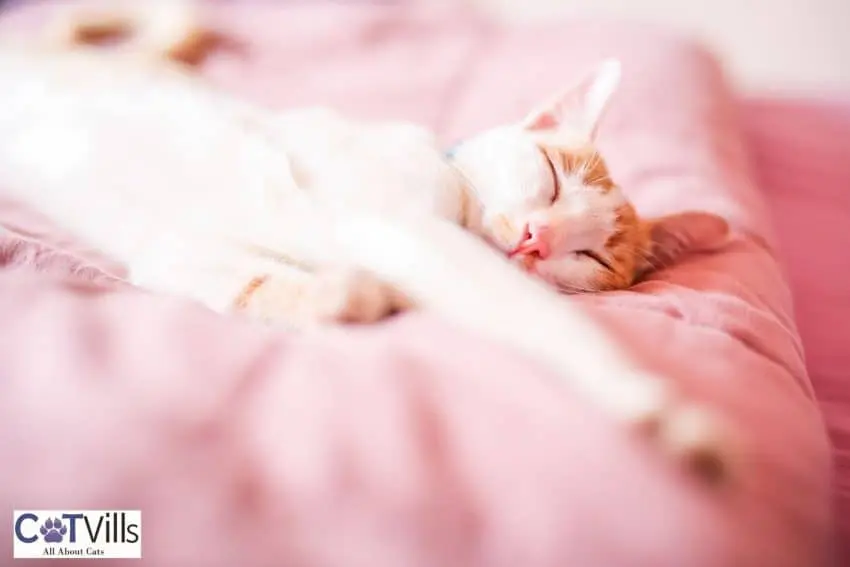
[
  {"xmin": 643, "ymin": 212, "xmax": 730, "ymax": 270},
  {"xmin": 521, "ymin": 58, "xmax": 622, "ymax": 141}
]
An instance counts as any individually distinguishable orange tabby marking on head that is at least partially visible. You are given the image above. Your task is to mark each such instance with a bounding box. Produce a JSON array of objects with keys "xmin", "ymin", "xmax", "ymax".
[
  {"xmin": 538, "ymin": 145, "xmax": 648, "ymax": 290},
  {"xmin": 545, "ymin": 147, "xmax": 616, "ymax": 192}
]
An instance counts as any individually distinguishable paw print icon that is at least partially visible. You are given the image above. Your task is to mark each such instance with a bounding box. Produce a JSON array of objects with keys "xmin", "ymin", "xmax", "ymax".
[{"xmin": 39, "ymin": 518, "xmax": 67, "ymax": 543}]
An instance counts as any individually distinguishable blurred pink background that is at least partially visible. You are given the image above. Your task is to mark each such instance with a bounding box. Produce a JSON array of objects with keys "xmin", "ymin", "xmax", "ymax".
[{"xmin": 471, "ymin": 0, "xmax": 850, "ymax": 94}]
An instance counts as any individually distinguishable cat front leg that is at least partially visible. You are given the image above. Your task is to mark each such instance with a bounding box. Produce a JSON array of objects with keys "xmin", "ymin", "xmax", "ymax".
[{"xmin": 128, "ymin": 235, "xmax": 411, "ymax": 329}]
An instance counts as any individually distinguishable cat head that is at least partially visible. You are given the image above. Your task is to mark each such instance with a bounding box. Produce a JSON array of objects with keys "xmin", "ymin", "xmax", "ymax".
[{"xmin": 450, "ymin": 59, "xmax": 729, "ymax": 292}]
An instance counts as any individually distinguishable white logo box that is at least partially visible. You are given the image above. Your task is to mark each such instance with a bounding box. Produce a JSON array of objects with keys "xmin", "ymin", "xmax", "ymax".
[{"xmin": 12, "ymin": 510, "xmax": 142, "ymax": 560}]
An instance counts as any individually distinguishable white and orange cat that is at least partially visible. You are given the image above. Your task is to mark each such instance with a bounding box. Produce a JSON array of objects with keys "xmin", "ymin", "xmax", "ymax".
[{"xmin": 0, "ymin": 6, "xmax": 732, "ymax": 480}]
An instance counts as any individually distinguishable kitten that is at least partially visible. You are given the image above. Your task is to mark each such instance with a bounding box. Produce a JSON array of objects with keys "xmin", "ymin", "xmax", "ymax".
[
  {"xmin": 0, "ymin": 8, "xmax": 732, "ymax": 481},
  {"xmin": 3, "ymin": 6, "xmax": 729, "ymax": 324},
  {"xmin": 450, "ymin": 61, "xmax": 729, "ymax": 294}
]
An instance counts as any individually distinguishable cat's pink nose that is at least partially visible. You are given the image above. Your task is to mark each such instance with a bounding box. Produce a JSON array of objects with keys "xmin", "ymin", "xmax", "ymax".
[{"xmin": 509, "ymin": 222, "xmax": 552, "ymax": 259}]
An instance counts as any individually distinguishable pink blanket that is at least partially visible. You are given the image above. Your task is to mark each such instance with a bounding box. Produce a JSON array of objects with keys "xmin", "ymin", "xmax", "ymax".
[{"xmin": 0, "ymin": 2, "xmax": 834, "ymax": 566}]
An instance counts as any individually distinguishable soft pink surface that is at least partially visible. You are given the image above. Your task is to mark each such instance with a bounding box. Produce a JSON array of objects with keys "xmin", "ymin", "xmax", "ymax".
[
  {"xmin": 741, "ymin": 97, "xmax": 850, "ymax": 562},
  {"xmin": 0, "ymin": 3, "xmax": 834, "ymax": 566}
]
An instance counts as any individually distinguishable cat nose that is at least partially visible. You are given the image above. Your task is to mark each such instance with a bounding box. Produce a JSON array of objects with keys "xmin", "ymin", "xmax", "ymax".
[{"xmin": 509, "ymin": 222, "xmax": 552, "ymax": 259}]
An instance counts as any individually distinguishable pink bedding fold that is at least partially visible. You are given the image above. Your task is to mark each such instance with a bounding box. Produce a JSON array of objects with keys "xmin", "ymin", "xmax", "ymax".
[{"xmin": 0, "ymin": 2, "xmax": 834, "ymax": 566}]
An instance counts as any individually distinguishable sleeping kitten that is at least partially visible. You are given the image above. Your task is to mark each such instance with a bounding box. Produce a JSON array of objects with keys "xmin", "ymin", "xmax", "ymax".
[
  {"xmin": 450, "ymin": 66, "xmax": 729, "ymax": 294},
  {"xmin": 0, "ymin": 8, "xmax": 732, "ymax": 481},
  {"xmin": 1, "ymin": 5, "xmax": 729, "ymax": 323}
]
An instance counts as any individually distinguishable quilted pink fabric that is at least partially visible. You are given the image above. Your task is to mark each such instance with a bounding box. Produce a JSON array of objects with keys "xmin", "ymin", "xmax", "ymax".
[{"xmin": 0, "ymin": 2, "xmax": 834, "ymax": 566}]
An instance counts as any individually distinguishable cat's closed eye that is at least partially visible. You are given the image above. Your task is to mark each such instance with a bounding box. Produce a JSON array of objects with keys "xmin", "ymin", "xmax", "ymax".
[{"xmin": 573, "ymin": 249, "xmax": 611, "ymax": 270}]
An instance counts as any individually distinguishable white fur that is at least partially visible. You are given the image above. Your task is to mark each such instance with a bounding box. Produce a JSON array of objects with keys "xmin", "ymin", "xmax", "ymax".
[
  {"xmin": 0, "ymin": 46, "xmax": 625, "ymax": 307},
  {"xmin": 0, "ymin": 48, "xmax": 472, "ymax": 312},
  {"xmin": 520, "ymin": 58, "xmax": 621, "ymax": 141}
]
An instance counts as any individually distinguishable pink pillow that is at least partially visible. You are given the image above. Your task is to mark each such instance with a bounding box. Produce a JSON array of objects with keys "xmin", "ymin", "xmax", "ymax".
[{"xmin": 0, "ymin": 3, "xmax": 834, "ymax": 565}]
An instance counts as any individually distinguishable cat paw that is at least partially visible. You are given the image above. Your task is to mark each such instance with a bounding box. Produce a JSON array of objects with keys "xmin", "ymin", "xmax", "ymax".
[
  {"xmin": 235, "ymin": 268, "xmax": 412, "ymax": 329},
  {"xmin": 308, "ymin": 268, "xmax": 413, "ymax": 325},
  {"xmin": 602, "ymin": 373, "xmax": 731, "ymax": 485}
]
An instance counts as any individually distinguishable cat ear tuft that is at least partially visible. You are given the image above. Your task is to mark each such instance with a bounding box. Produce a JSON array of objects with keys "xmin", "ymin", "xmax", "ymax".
[
  {"xmin": 643, "ymin": 212, "xmax": 730, "ymax": 270},
  {"xmin": 521, "ymin": 58, "xmax": 622, "ymax": 141}
]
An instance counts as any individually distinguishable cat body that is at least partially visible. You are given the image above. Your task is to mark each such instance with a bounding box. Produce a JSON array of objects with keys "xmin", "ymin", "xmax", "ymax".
[
  {"xmin": 0, "ymin": 10, "xmax": 734, "ymax": 481},
  {"xmin": 1, "ymin": 45, "xmax": 723, "ymax": 325},
  {"xmin": 0, "ymin": 46, "xmax": 478, "ymax": 321}
]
